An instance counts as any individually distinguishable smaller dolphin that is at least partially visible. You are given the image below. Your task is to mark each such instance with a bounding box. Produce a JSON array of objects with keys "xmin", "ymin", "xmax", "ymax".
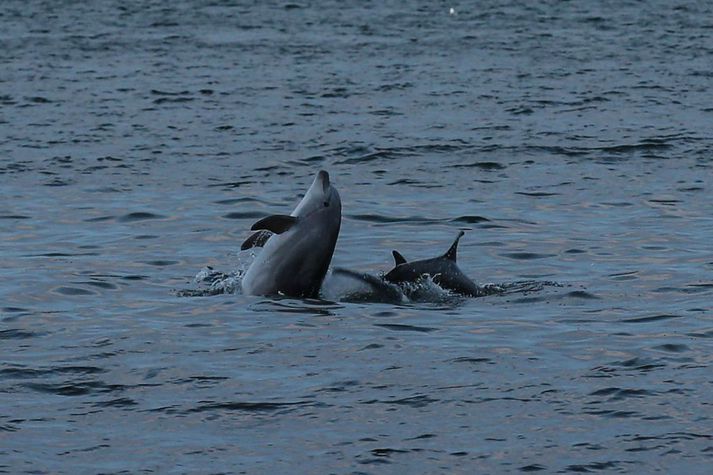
[
  {"xmin": 240, "ymin": 170, "xmax": 341, "ymax": 298},
  {"xmin": 384, "ymin": 231, "xmax": 484, "ymax": 297}
]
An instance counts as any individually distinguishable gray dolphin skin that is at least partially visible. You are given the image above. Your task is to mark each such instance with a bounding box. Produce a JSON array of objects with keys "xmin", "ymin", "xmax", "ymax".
[
  {"xmin": 384, "ymin": 231, "xmax": 483, "ymax": 297},
  {"xmin": 240, "ymin": 170, "xmax": 341, "ymax": 298}
]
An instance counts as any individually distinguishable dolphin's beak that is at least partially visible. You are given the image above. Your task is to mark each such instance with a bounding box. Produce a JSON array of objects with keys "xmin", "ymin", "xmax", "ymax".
[{"xmin": 317, "ymin": 170, "xmax": 330, "ymax": 193}]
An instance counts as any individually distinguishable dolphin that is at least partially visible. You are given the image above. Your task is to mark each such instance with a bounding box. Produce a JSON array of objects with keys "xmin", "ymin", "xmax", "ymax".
[
  {"xmin": 383, "ymin": 231, "xmax": 484, "ymax": 297},
  {"xmin": 331, "ymin": 267, "xmax": 405, "ymax": 303},
  {"xmin": 240, "ymin": 170, "xmax": 341, "ymax": 298}
]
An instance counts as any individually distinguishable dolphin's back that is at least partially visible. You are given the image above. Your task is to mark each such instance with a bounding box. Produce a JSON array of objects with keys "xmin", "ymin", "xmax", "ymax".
[{"xmin": 385, "ymin": 257, "xmax": 482, "ymax": 297}]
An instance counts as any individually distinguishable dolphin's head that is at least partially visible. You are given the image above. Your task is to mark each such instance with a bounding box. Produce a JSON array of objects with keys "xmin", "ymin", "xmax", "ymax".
[{"xmin": 292, "ymin": 170, "xmax": 341, "ymax": 218}]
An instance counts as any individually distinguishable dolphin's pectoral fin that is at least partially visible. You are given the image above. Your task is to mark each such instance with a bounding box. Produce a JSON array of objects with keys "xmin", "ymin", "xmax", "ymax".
[
  {"xmin": 444, "ymin": 230, "xmax": 465, "ymax": 261},
  {"xmin": 241, "ymin": 230, "xmax": 273, "ymax": 250},
  {"xmin": 250, "ymin": 215, "xmax": 298, "ymax": 234},
  {"xmin": 392, "ymin": 250, "xmax": 408, "ymax": 266}
]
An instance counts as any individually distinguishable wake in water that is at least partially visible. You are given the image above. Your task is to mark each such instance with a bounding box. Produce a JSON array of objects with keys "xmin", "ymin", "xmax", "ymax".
[
  {"xmin": 175, "ymin": 266, "xmax": 243, "ymax": 297},
  {"xmin": 322, "ymin": 268, "xmax": 561, "ymax": 304},
  {"xmin": 177, "ymin": 264, "xmax": 562, "ymax": 304}
]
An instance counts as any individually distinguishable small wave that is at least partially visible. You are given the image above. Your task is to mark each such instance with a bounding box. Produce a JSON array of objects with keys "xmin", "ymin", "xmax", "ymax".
[
  {"xmin": 515, "ymin": 191, "xmax": 560, "ymax": 197},
  {"xmin": 589, "ymin": 387, "xmax": 654, "ymax": 401},
  {"xmin": 23, "ymin": 381, "xmax": 126, "ymax": 397},
  {"xmin": 0, "ymin": 366, "xmax": 105, "ymax": 379},
  {"xmin": 584, "ymin": 409, "xmax": 641, "ymax": 419},
  {"xmin": 686, "ymin": 328, "xmax": 713, "ymax": 339},
  {"xmin": 92, "ymin": 397, "xmax": 138, "ymax": 407},
  {"xmin": 79, "ymin": 280, "xmax": 118, "ymax": 290},
  {"xmin": 369, "ymin": 448, "xmax": 409, "ymax": 458},
  {"xmin": 117, "ymin": 212, "xmax": 166, "ymax": 223},
  {"xmin": 652, "ymin": 343, "xmax": 689, "ymax": 353},
  {"xmin": 2, "ymin": 307, "xmax": 29, "ymax": 313},
  {"xmin": 451, "ymin": 215, "xmax": 490, "ymax": 223},
  {"xmin": 335, "ymin": 149, "xmax": 409, "ymax": 165},
  {"xmin": 563, "ymin": 461, "xmax": 633, "ymax": 472},
  {"xmin": 185, "ymin": 400, "xmax": 314, "ymax": 413},
  {"xmin": 590, "ymin": 357, "xmax": 666, "ymax": 376},
  {"xmin": 566, "ymin": 290, "xmax": 600, "ymax": 299},
  {"xmin": 520, "ymin": 464, "xmax": 547, "ymax": 472},
  {"xmin": 26, "ymin": 252, "xmax": 100, "ymax": 257},
  {"xmin": 143, "ymin": 260, "xmax": 179, "ymax": 266},
  {"xmin": 53, "ymin": 286, "xmax": 97, "ymax": 296},
  {"xmin": 206, "ymin": 180, "xmax": 252, "ymax": 189},
  {"xmin": 84, "ymin": 215, "xmax": 115, "ymax": 222},
  {"xmin": 448, "ymin": 357, "xmax": 493, "ymax": 364},
  {"xmin": 221, "ymin": 211, "xmax": 265, "ymax": 219},
  {"xmin": 527, "ymin": 141, "xmax": 674, "ymax": 157},
  {"xmin": 213, "ymin": 197, "xmax": 265, "ymax": 205},
  {"xmin": 362, "ymin": 394, "xmax": 438, "ymax": 408},
  {"xmin": 150, "ymin": 89, "xmax": 190, "ymax": 96},
  {"xmin": 451, "ymin": 161, "xmax": 506, "ymax": 170},
  {"xmin": 622, "ymin": 314, "xmax": 682, "ymax": 323},
  {"xmin": 250, "ymin": 300, "xmax": 338, "ymax": 316},
  {"xmin": 0, "ymin": 329, "xmax": 41, "ymax": 340},
  {"xmin": 374, "ymin": 323, "xmax": 438, "ymax": 333},
  {"xmin": 501, "ymin": 252, "xmax": 556, "ymax": 260},
  {"xmin": 153, "ymin": 96, "xmax": 194, "ymax": 104},
  {"xmin": 348, "ymin": 214, "xmax": 442, "ymax": 224}
]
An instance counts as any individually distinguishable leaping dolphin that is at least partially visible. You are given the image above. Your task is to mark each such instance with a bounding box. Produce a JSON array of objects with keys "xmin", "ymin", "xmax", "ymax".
[
  {"xmin": 240, "ymin": 170, "xmax": 341, "ymax": 298},
  {"xmin": 384, "ymin": 231, "xmax": 484, "ymax": 297}
]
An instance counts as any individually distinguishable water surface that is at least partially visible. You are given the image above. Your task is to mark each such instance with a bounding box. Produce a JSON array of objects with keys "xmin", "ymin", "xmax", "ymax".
[{"xmin": 2, "ymin": 0, "xmax": 713, "ymax": 473}]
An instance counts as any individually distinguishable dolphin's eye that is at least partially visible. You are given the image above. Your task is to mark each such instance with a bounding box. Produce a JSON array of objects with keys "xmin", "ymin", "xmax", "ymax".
[{"xmin": 323, "ymin": 201, "xmax": 329, "ymax": 207}]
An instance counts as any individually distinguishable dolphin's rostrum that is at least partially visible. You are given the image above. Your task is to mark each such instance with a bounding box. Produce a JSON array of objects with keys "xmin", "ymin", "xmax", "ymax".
[{"xmin": 240, "ymin": 170, "xmax": 341, "ymax": 298}]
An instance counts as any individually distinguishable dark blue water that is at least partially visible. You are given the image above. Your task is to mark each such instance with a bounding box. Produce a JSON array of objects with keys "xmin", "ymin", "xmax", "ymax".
[{"xmin": 2, "ymin": 1, "xmax": 713, "ymax": 472}]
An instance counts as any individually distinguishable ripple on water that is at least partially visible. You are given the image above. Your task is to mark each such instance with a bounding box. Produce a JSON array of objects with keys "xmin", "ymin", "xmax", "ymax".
[
  {"xmin": 92, "ymin": 398, "xmax": 139, "ymax": 407},
  {"xmin": 451, "ymin": 215, "xmax": 490, "ymax": 224},
  {"xmin": 515, "ymin": 191, "xmax": 561, "ymax": 197},
  {"xmin": 622, "ymin": 314, "xmax": 682, "ymax": 324},
  {"xmin": 143, "ymin": 260, "xmax": 179, "ymax": 266},
  {"xmin": 374, "ymin": 323, "xmax": 438, "ymax": 333},
  {"xmin": 221, "ymin": 211, "xmax": 265, "ymax": 219},
  {"xmin": 501, "ymin": 252, "xmax": 557, "ymax": 260},
  {"xmin": 53, "ymin": 286, "xmax": 97, "ymax": 296},
  {"xmin": 185, "ymin": 400, "xmax": 317, "ymax": 414},
  {"xmin": 450, "ymin": 161, "xmax": 506, "ymax": 170},
  {"xmin": 652, "ymin": 343, "xmax": 690, "ymax": 353},
  {"xmin": 117, "ymin": 212, "xmax": 166, "ymax": 222},
  {"xmin": 590, "ymin": 357, "xmax": 667, "ymax": 376},
  {"xmin": 362, "ymin": 395, "xmax": 438, "ymax": 408},
  {"xmin": 0, "ymin": 366, "xmax": 106, "ymax": 379},
  {"xmin": 588, "ymin": 387, "xmax": 655, "ymax": 401},
  {"xmin": 22, "ymin": 381, "xmax": 127, "ymax": 397},
  {"xmin": 519, "ymin": 464, "xmax": 547, "ymax": 472},
  {"xmin": 448, "ymin": 357, "xmax": 493, "ymax": 365},
  {"xmin": 0, "ymin": 329, "xmax": 41, "ymax": 340}
]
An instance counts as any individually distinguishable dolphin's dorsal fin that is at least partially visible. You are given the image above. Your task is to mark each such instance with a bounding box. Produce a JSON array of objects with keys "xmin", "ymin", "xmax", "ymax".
[
  {"xmin": 241, "ymin": 230, "xmax": 273, "ymax": 250},
  {"xmin": 251, "ymin": 215, "xmax": 298, "ymax": 234},
  {"xmin": 392, "ymin": 250, "xmax": 408, "ymax": 266},
  {"xmin": 443, "ymin": 231, "xmax": 465, "ymax": 261}
]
